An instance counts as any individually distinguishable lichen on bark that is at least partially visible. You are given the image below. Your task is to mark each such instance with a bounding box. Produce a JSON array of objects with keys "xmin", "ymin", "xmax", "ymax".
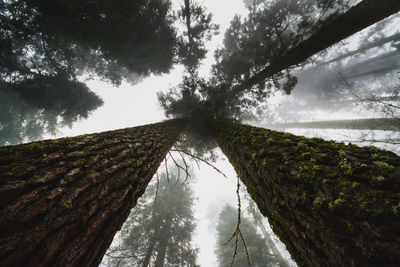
[{"xmin": 210, "ymin": 120, "xmax": 400, "ymax": 267}]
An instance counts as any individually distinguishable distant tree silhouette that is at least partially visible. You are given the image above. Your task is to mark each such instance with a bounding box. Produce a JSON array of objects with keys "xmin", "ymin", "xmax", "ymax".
[
  {"xmin": 215, "ymin": 204, "xmax": 276, "ymax": 267},
  {"xmin": 103, "ymin": 170, "xmax": 198, "ymax": 267}
]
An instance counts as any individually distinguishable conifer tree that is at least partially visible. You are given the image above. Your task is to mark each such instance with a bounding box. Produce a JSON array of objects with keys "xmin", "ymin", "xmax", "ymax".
[
  {"xmin": 103, "ymin": 170, "xmax": 199, "ymax": 267},
  {"xmin": 215, "ymin": 204, "xmax": 276, "ymax": 267}
]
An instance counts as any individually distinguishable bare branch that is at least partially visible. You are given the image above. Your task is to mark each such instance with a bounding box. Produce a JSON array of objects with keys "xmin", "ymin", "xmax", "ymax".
[
  {"xmin": 239, "ymin": 230, "xmax": 251, "ymax": 265},
  {"xmin": 172, "ymin": 148, "xmax": 228, "ymax": 179},
  {"xmin": 154, "ymin": 172, "xmax": 160, "ymax": 206},
  {"xmin": 223, "ymin": 176, "xmax": 251, "ymax": 267},
  {"xmin": 168, "ymin": 151, "xmax": 191, "ymax": 182}
]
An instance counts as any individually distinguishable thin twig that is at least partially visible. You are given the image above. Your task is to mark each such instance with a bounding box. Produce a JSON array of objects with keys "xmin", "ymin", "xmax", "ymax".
[
  {"xmin": 176, "ymin": 150, "xmax": 191, "ymax": 184},
  {"xmin": 223, "ymin": 176, "xmax": 251, "ymax": 266},
  {"xmin": 172, "ymin": 148, "xmax": 228, "ymax": 179},
  {"xmin": 239, "ymin": 230, "xmax": 251, "ymax": 265},
  {"xmin": 154, "ymin": 172, "xmax": 160, "ymax": 206},
  {"xmin": 168, "ymin": 151, "xmax": 191, "ymax": 181}
]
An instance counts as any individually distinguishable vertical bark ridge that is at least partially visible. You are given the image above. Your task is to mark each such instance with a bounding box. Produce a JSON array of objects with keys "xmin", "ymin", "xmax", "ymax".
[
  {"xmin": 211, "ymin": 120, "xmax": 400, "ymax": 266},
  {"xmin": 0, "ymin": 119, "xmax": 186, "ymax": 267}
]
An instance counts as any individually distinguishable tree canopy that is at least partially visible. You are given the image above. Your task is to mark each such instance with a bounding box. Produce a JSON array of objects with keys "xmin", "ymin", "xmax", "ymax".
[
  {"xmin": 0, "ymin": 73, "xmax": 103, "ymax": 145},
  {"xmin": 159, "ymin": 0, "xmax": 400, "ymax": 132},
  {"xmin": 0, "ymin": 0, "xmax": 218, "ymax": 145}
]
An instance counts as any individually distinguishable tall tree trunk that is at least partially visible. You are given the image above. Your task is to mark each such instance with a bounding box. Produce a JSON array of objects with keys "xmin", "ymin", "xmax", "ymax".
[
  {"xmin": 211, "ymin": 120, "xmax": 400, "ymax": 266},
  {"xmin": 184, "ymin": 0, "xmax": 193, "ymax": 45},
  {"xmin": 154, "ymin": 215, "xmax": 173, "ymax": 267},
  {"xmin": 270, "ymin": 118, "xmax": 400, "ymax": 131},
  {"xmin": 319, "ymin": 31, "xmax": 400, "ymax": 66},
  {"xmin": 231, "ymin": 0, "xmax": 400, "ymax": 96},
  {"xmin": 0, "ymin": 119, "xmax": 186, "ymax": 267},
  {"xmin": 342, "ymin": 49, "xmax": 400, "ymax": 80},
  {"xmin": 142, "ymin": 235, "xmax": 157, "ymax": 267},
  {"xmin": 142, "ymin": 197, "xmax": 163, "ymax": 267}
]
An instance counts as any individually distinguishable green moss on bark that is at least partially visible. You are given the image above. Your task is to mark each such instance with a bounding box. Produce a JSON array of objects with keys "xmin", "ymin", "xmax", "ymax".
[{"xmin": 211, "ymin": 120, "xmax": 400, "ymax": 267}]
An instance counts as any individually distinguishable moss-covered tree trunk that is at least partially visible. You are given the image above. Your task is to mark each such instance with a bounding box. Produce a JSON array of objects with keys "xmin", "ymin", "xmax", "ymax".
[
  {"xmin": 0, "ymin": 119, "xmax": 186, "ymax": 267},
  {"xmin": 211, "ymin": 120, "xmax": 400, "ymax": 266}
]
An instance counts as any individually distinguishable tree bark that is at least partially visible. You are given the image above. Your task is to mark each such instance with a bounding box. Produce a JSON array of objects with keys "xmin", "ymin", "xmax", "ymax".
[
  {"xmin": 231, "ymin": 0, "xmax": 400, "ymax": 97},
  {"xmin": 211, "ymin": 120, "xmax": 400, "ymax": 266},
  {"xmin": 270, "ymin": 118, "xmax": 400, "ymax": 132},
  {"xmin": 0, "ymin": 119, "xmax": 186, "ymax": 267}
]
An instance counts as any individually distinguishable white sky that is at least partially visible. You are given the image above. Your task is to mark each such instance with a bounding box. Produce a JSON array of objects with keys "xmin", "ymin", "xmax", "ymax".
[{"xmin": 50, "ymin": 1, "xmax": 399, "ymax": 266}]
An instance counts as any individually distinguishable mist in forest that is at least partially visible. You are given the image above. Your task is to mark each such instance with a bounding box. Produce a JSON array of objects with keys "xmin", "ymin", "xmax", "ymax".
[{"xmin": 1, "ymin": 0, "xmax": 400, "ymax": 267}]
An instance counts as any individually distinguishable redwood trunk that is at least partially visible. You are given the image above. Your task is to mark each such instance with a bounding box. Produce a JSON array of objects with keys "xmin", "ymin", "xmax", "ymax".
[
  {"xmin": 0, "ymin": 119, "xmax": 186, "ymax": 267},
  {"xmin": 211, "ymin": 120, "xmax": 400, "ymax": 266},
  {"xmin": 232, "ymin": 0, "xmax": 400, "ymax": 96}
]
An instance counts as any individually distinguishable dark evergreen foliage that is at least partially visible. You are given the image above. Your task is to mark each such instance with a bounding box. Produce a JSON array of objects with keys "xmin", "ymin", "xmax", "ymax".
[
  {"xmin": 176, "ymin": 0, "xmax": 219, "ymax": 70},
  {"xmin": 0, "ymin": 74, "xmax": 103, "ymax": 145},
  {"xmin": 212, "ymin": 0, "xmax": 350, "ymax": 91}
]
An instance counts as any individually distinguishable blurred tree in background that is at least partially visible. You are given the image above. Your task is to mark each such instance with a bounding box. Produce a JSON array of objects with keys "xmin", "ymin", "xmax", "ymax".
[
  {"xmin": 215, "ymin": 204, "xmax": 277, "ymax": 267},
  {"xmin": 103, "ymin": 170, "xmax": 199, "ymax": 267}
]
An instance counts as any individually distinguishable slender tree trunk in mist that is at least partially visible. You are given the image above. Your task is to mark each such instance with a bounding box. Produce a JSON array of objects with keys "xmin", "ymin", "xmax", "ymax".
[
  {"xmin": 0, "ymin": 119, "xmax": 186, "ymax": 267},
  {"xmin": 142, "ymin": 204, "xmax": 162, "ymax": 267},
  {"xmin": 319, "ymin": 31, "xmax": 400, "ymax": 67},
  {"xmin": 154, "ymin": 215, "xmax": 172, "ymax": 267},
  {"xmin": 210, "ymin": 120, "xmax": 400, "ymax": 266},
  {"xmin": 252, "ymin": 209, "xmax": 289, "ymax": 267},
  {"xmin": 142, "ymin": 235, "xmax": 156, "ymax": 267},
  {"xmin": 342, "ymin": 50, "xmax": 400, "ymax": 80},
  {"xmin": 270, "ymin": 118, "xmax": 400, "ymax": 132},
  {"xmin": 184, "ymin": 0, "xmax": 193, "ymax": 45},
  {"xmin": 232, "ymin": 0, "xmax": 400, "ymax": 96}
]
